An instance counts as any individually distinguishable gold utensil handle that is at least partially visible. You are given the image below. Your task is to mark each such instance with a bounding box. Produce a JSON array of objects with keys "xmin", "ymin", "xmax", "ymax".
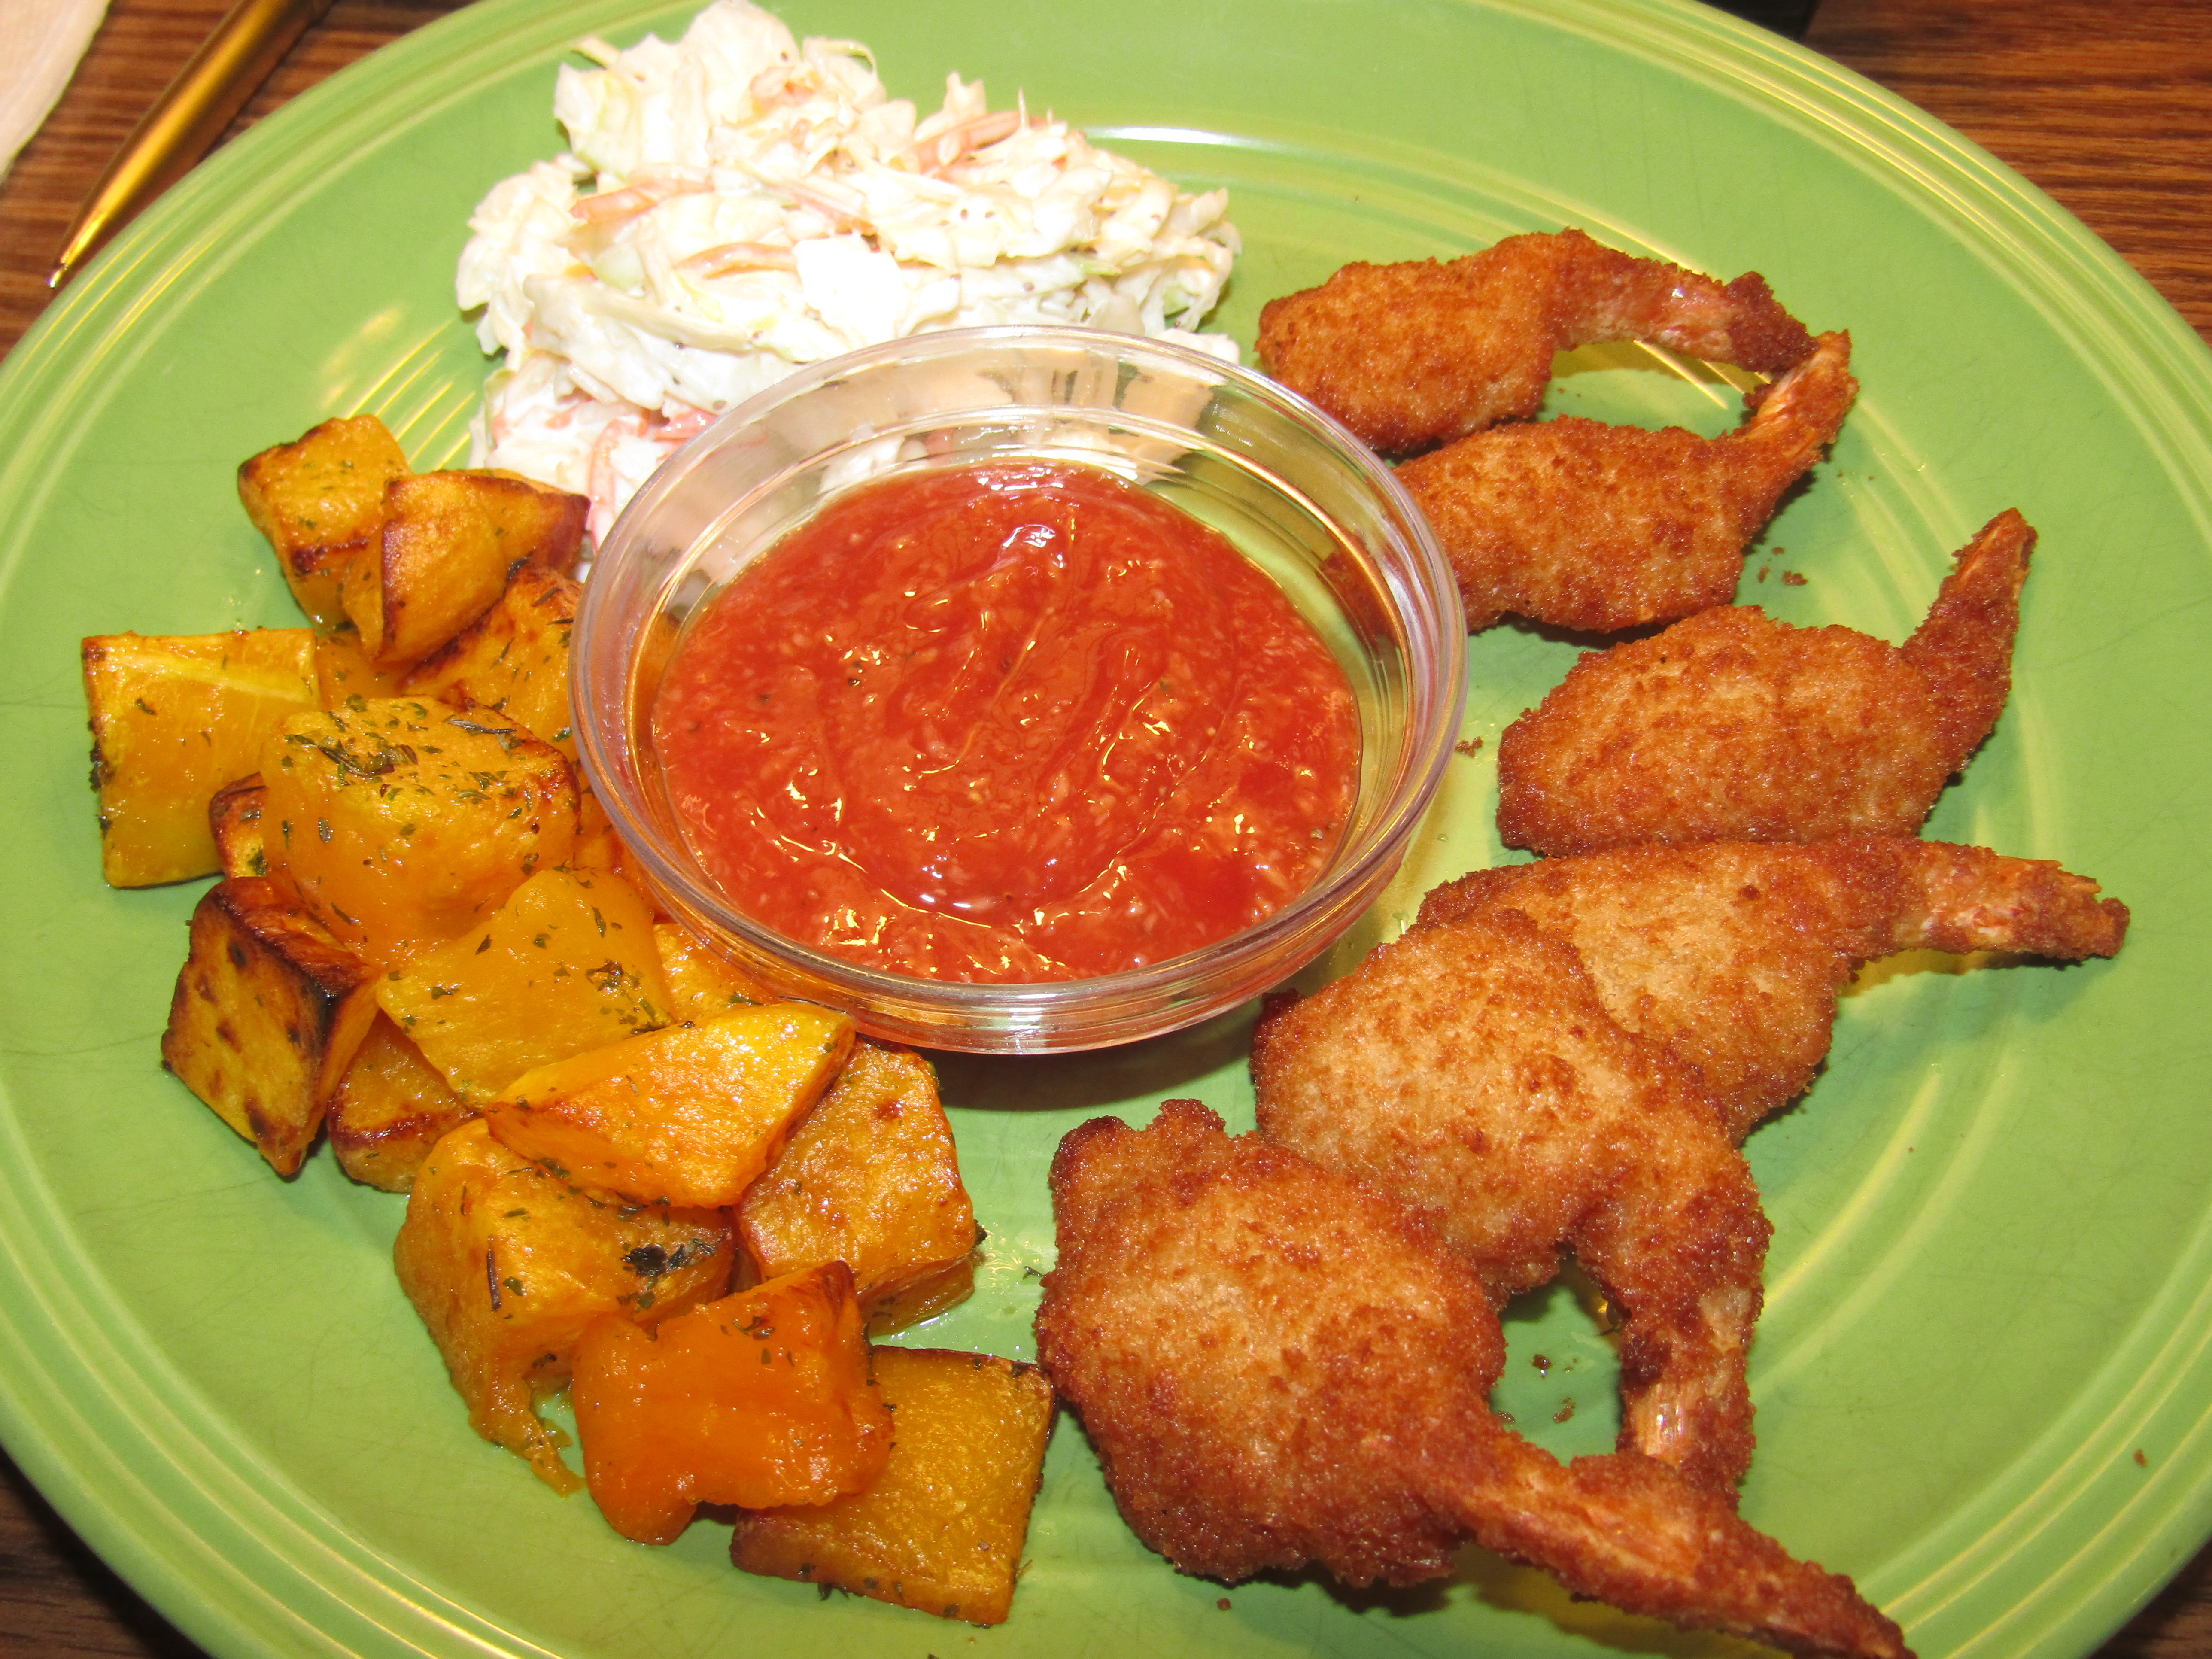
[{"xmin": 49, "ymin": 0, "xmax": 339, "ymax": 286}]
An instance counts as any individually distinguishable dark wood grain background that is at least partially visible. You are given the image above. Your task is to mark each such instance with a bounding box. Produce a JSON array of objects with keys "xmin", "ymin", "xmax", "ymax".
[{"xmin": 3, "ymin": 0, "xmax": 2209, "ymax": 1654}]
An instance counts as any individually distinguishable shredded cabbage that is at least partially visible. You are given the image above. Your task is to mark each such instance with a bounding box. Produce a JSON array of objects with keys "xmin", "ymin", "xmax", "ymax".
[{"xmin": 458, "ymin": 0, "xmax": 1241, "ymax": 541}]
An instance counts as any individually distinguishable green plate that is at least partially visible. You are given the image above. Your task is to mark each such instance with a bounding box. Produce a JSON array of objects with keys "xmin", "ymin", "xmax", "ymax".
[{"xmin": 2, "ymin": 0, "xmax": 2206, "ymax": 1655}]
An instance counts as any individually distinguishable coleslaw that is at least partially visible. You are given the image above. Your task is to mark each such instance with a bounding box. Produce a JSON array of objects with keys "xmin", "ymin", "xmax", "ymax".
[{"xmin": 459, "ymin": 0, "xmax": 1242, "ymax": 541}]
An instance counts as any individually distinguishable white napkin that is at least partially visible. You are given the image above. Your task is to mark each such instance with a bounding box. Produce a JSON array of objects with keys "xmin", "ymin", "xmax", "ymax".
[{"xmin": 0, "ymin": 0, "xmax": 110, "ymax": 182}]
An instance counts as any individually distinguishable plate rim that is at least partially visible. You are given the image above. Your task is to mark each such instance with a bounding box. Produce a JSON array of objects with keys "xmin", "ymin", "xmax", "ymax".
[{"xmin": 3, "ymin": 2, "xmax": 2210, "ymax": 1656}]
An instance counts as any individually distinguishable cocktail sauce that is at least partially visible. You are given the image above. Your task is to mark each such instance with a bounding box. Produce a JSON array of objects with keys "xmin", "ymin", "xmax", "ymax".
[{"xmin": 651, "ymin": 460, "xmax": 1358, "ymax": 982}]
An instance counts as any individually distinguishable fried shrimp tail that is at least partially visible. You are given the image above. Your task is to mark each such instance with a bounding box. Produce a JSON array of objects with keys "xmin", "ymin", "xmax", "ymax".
[
  {"xmin": 1036, "ymin": 1101, "xmax": 1910, "ymax": 1659},
  {"xmin": 1414, "ymin": 838, "xmax": 2130, "ymax": 1142},
  {"xmin": 1895, "ymin": 838, "xmax": 2131, "ymax": 959},
  {"xmin": 1495, "ymin": 510, "xmax": 2034, "ymax": 855},
  {"xmin": 1250, "ymin": 908, "xmax": 1768, "ymax": 1496},
  {"xmin": 1899, "ymin": 508, "xmax": 2037, "ymax": 764},
  {"xmin": 1399, "ymin": 331, "xmax": 1858, "ymax": 633},
  {"xmin": 1255, "ymin": 228, "xmax": 1818, "ymax": 454},
  {"xmin": 1455, "ymin": 1440, "xmax": 1909, "ymax": 1659}
]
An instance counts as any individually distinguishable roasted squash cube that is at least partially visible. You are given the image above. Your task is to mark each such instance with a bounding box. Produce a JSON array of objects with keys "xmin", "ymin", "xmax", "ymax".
[
  {"xmin": 344, "ymin": 470, "xmax": 588, "ymax": 667},
  {"xmin": 653, "ymin": 922, "xmax": 775, "ymax": 1021},
  {"xmin": 313, "ymin": 628, "xmax": 410, "ymax": 707},
  {"xmin": 237, "ymin": 414, "xmax": 411, "ymax": 629},
  {"xmin": 863, "ymin": 1257, "xmax": 979, "ymax": 1336},
  {"xmin": 571, "ymin": 787, "xmax": 636, "ymax": 879},
  {"xmin": 259, "ymin": 698, "xmax": 576, "ymax": 967},
  {"xmin": 393, "ymin": 1117, "xmax": 732, "ymax": 1492},
  {"xmin": 377, "ymin": 868, "xmax": 672, "ymax": 1100},
  {"xmin": 486, "ymin": 1003, "xmax": 854, "ymax": 1206},
  {"xmin": 82, "ymin": 629, "xmax": 319, "ymax": 887},
  {"xmin": 160, "ymin": 876, "xmax": 380, "ymax": 1175},
  {"xmin": 571, "ymin": 1262, "xmax": 890, "ymax": 1544},
  {"xmin": 403, "ymin": 567, "xmax": 582, "ymax": 756},
  {"xmin": 739, "ymin": 1042, "xmax": 979, "ymax": 1332},
  {"xmin": 730, "ymin": 1347, "xmax": 1054, "ymax": 1625},
  {"xmin": 325, "ymin": 1014, "xmax": 474, "ymax": 1192},
  {"xmin": 209, "ymin": 774, "xmax": 269, "ymax": 880}
]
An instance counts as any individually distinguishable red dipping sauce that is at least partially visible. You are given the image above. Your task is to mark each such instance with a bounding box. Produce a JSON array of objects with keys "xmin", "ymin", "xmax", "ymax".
[{"xmin": 650, "ymin": 460, "xmax": 1359, "ymax": 983}]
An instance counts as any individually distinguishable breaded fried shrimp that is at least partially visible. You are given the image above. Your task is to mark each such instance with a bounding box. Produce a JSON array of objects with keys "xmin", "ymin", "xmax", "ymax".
[
  {"xmin": 1495, "ymin": 510, "xmax": 2033, "ymax": 855},
  {"xmin": 1036, "ymin": 1101, "xmax": 1909, "ymax": 1659},
  {"xmin": 1416, "ymin": 838, "xmax": 2129, "ymax": 1142},
  {"xmin": 1399, "ymin": 332, "xmax": 1857, "ymax": 633},
  {"xmin": 1255, "ymin": 228, "xmax": 1817, "ymax": 454},
  {"xmin": 1249, "ymin": 909, "xmax": 1768, "ymax": 1496}
]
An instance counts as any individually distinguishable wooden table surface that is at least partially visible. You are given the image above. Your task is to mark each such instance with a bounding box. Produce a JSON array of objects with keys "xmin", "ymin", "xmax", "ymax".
[{"xmin": 2, "ymin": 0, "xmax": 2209, "ymax": 1654}]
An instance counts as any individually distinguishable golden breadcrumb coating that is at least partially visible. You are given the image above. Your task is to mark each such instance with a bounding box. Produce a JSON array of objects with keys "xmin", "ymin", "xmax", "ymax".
[
  {"xmin": 1416, "ymin": 838, "xmax": 2129, "ymax": 1142},
  {"xmin": 1495, "ymin": 510, "xmax": 2033, "ymax": 854},
  {"xmin": 1399, "ymin": 332, "xmax": 1856, "ymax": 632},
  {"xmin": 1250, "ymin": 909, "xmax": 1765, "ymax": 1495},
  {"xmin": 1036, "ymin": 1101, "xmax": 1909, "ymax": 1659},
  {"xmin": 1256, "ymin": 228, "xmax": 1817, "ymax": 455}
]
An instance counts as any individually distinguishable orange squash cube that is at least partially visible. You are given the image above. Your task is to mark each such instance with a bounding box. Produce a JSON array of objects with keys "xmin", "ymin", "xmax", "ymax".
[
  {"xmin": 730, "ymin": 1346, "xmax": 1055, "ymax": 1624},
  {"xmin": 571, "ymin": 1263, "xmax": 891, "ymax": 1544},
  {"xmin": 863, "ymin": 1258, "xmax": 980, "ymax": 1337},
  {"xmin": 343, "ymin": 470, "xmax": 588, "ymax": 667},
  {"xmin": 571, "ymin": 787, "xmax": 636, "ymax": 880},
  {"xmin": 313, "ymin": 628, "xmax": 411, "ymax": 706},
  {"xmin": 325, "ymin": 1015, "xmax": 474, "ymax": 1192},
  {"xmin": 160, "ymin": 877, "xmax": 380, "ymax": 1175},
  {"xmin": 259, "ymin": 697, "xmax": 576, "ymax": 966},
  {"xmin": 377, "ymin": 868, "xmax": 671, "ymax": 1101},
  {"xmin": 82, "ymin": 629, "xmax": 319, "ymax": 887},
  {"xmin": 738, "ymin": 1042, "xmax": 979, "ymax": 1332},
  {"xmin": 486, "ymin": 1002, "xmax": 854, "ymax": 1206},
  {"xmin": 209, "ymin": 774, "xmax": 268, "ymax": 880},
  {"xmin": 653, "ymin": 922, "xmax": 775, "ymax": 1021},
  {"xmin": 393, "ymin": 1118, "xmax": 732, "ymax": 1492},
  {"xmin": 403, "ymin": 567, "xmax": 582, "ymax": 756},
  {"xmin": 237, "ymin": 414, "xmax": 411, "ymax": 630}
]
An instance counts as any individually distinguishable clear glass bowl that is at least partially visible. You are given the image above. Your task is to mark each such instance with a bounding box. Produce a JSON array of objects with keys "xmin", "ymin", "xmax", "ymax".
[{"xmin": 572, "ymin": 325, "xmax": 1464, "ymax": 1054}]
